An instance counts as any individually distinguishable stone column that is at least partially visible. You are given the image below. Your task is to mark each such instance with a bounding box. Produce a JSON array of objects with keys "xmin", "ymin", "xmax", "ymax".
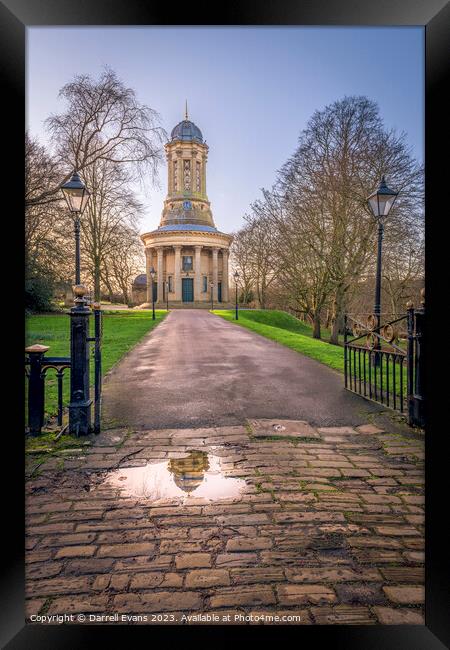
[
  {"xmin": 174, "ymin": 245, "xmax": 182, "ymax": 301},
  {"xmin": 212, "ymin": 248, "xmax": 219, "ymax": 302},
  {"xmin": 194, "ymin": 245, "xmax": 202, "ymax": 302},
  {"xmin": 222, "ymin": 249, "xmax": 229, "ymax": 302},
  {"xmin": 202, "ymin": 154, "xmax": 207, "ymax": 197},
  {"xmin": 145, "ymin": 248, "xmax": 153, "ymax": 303},
  {"xmin": 156, "ymin": 247, "xmax": 164, "ymax": 303}
]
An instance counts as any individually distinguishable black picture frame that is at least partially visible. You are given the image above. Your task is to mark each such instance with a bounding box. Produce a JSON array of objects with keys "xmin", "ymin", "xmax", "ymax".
[{"xmin": 1, "ymin": 0, "xmax": 448, "ymax": 647}]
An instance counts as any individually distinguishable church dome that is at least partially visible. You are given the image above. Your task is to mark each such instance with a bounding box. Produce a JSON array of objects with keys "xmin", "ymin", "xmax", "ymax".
[{"xmin": 171, "ymin": 119, "xmax": 203, "ymax": 143}]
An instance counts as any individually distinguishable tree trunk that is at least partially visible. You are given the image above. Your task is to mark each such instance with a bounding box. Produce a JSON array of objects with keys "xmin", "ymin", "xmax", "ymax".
[
  {"xmin": 330, "ymin": 286, "xmax": 345, "ymax": 345},
  {"xmin": 312, "ymin": 311, "xmax": 322, "ymax": 339},
  {"xmin": 94, "ymin": 258, "xmax": 101, "ymax": 302}
]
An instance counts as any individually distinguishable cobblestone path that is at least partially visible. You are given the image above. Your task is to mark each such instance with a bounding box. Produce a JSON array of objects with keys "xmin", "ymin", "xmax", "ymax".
[{"xmin": 25, "ymin": 419, "xmax": 424, "ymax": 625}]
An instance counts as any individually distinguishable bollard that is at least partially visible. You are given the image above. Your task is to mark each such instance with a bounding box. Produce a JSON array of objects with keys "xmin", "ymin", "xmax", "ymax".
[
  {"xmin": 412, "ymin": 290, "xmax": 425, "ymax": 428},
  {"xmin": 25, "ymin": 344, "xmax": 49, "ymax": 436},
  {"xmin": 68, "ymin": 285, "xmax": 92, "ymax": 436}
]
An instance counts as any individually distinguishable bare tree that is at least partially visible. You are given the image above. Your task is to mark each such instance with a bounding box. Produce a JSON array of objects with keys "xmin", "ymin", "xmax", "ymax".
[
  {"xmin": 103, "ymin": 225, "xmax": 144, "ymax": 304},
  {"xmin": 25, "ymin": 132, "xmax": 72, "ymax": 283},
  {"xmin": 27, "ymin": 68, "xmax": 166, "ymax": 208},
  {"xmin": 277, "ymin": 96, "xmax": 424, "ymax": 343},
  {"xmin": 80, "ymin": 156, "xmax": 143, "ymax": 301}
]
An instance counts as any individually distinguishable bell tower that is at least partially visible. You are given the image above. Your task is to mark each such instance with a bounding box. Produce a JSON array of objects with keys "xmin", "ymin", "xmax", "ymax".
[{"xmin": 161, "ymin": 105, "xmax": 215, "ymax": 229}]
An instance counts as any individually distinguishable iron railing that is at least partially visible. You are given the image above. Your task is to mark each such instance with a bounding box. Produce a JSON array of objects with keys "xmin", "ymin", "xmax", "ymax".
[
  {"xmin": 344, "ymin": 301, "xmax": 425, "ymax": 428},
  {"xmin": 25, "ymin": 305, "xmax": 102, "ymax": 436}
]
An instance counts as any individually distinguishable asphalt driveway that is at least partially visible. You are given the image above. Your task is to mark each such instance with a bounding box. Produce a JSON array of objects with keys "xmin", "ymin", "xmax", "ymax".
[{"xmin": 102, "ymin": 310, "xmax": 381, "ymax": 429}]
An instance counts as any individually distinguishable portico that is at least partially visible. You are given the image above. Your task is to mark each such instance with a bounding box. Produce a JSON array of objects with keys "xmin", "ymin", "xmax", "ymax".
[
  {"xmin": 139, "ymin": 106, "xmax": 232, "ymax": 306},
  {"xmin": 142, "ymin": 239, "xmax": 231, "ymax": 305}
]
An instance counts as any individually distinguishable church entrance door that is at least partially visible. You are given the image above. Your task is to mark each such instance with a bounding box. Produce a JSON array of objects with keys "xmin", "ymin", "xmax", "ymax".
[
  {"xmin": 182, "ymin": 278, "xmax": 194, "ymax": 302},
  {"xmin": 218, "ymin": 282, "xmax": 222, "ymax": 303}
]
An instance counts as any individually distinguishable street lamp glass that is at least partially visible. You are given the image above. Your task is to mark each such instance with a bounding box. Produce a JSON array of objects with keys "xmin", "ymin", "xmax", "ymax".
[
  {"xmin": 150, "ymin": 267, "xmax": 156, "ymax": 280},
  {"xmin": 367, "ymin": 176, "xmax": 398, "ymax": 218},
  {"xmin": 61, "ymin": 171, "xmax": 90, "ymax": 214},
  {"xmin": 234, "ymin": 271, "xmax": 239, "ymax": 281}
]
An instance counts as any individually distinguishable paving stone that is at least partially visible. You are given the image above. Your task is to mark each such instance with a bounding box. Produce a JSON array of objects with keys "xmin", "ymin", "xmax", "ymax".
[
  {"xmin": 383, "ymin": 585, "xmax": 424, "ymax": 604},
  {"xmin": 64, "ymin": 558, "xmax": 115, "ymax": 574},
  {"xmin": 26, "ymin": 576, "xmax": 92, "ymax": 596},
  {"xmin": 216, "ymin": 553, "xmax": 259, "ymax": 567},
  {"xmin": 114, "ymin": 555, "xmax": 173, "ymax": 572},
  {"xmin": 25, "ymin": 419, "xmax": 424, "ymax": 622},
  {"xmin": 230, "ymin": 567, "xmax": 285, "ymax": 584},
  {"xmin": 210, "ymin": 586, "xmax": 276, "ymax": 608},
  {"xmin": 185, "ymin": 569, "xmax": 231, "ymax": 588},
  {"xmin": 26, "ymin": 562, "xmax": 63, "ymax": 580},
  {"xmin": 373, "ymin": 526, "xmax": 420, "ymax": 536},
  {"xmin": 335, "ymin": 583, "xmax": 386, "ymax": 605},
  {"xmin": 175, "ymin": 553, "xmax": 211, "ymax": 569},
  {"xmin": 310, "ymin": 605, "xmax": 375, "ymax": 624},
  {"xmin": 355, "ymin": 425, "xmax": 385, "ymax": 435},
  {"xmin": 47, "ymin": 596, "xmax": 109, "ymax": 615},
  {"xmin": 285, "ymin": 568, "xmax": 382, "ymax": 583},
  {"xmin": 373, "ymin": 606, "xmax": 425, "ymax": 624},
  {"xmin": 317, "ymin": 427, "xmax": 357, "ymax": 435},
  {"xmin": 249, "ymin": 419, "xmax": 319, "ymax": 439},
  {"xmin": 277, "ymin": 584, "xmax": 336, "ymax": 605},
  {"xmin": 225, "ymin": 537, "xmax": 272, "ymax": 552},
  {"xmin": 41, "ymin": 533, "xmax": 97, "ymax": 547},
  {"xmin": 55, "ymin": 545, "xmax": 97, "ymax": 559},
  {"xmin": 114, "ymin": 591, "xmax": 202, "ymax": 612},
  {"xmin": 97, "ymin": 542, "xmax": 156, "ymax": 558},
  {"xmin": 129, "ymin": 572, "xmax": 183, "ymax": 590}
]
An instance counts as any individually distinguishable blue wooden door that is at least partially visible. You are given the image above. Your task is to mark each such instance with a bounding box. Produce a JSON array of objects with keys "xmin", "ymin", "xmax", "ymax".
[{"xmin": 182, "ymin": 278, "xmax": 194, "ymax": 302}]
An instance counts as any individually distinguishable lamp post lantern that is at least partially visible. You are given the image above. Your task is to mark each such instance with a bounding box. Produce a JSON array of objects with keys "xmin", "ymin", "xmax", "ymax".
[
  {"xmin": 150, "ymin": 267, "xmax": 156, "ymax": 320},
  {"xmin": 210, "ymin": 281, "xmax": 214, "ymax": 311},
  {"xmin": 367, "ymin": 176, "xmax": 398, "ymax": 364},
  {"xmin": 60, "ymin": 171, "xmax": 90, "ymax": 285},
  {"xmin": 234, "ymin": 270, "xmax": 239, "ymax": 320}
]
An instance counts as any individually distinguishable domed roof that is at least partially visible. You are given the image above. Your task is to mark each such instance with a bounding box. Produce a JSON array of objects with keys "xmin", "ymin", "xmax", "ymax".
[
  {"xmin": 132, "ymin": 273, "xmax": 147, "ymax": 287},
  {"xmin": 171, "ymin": 119, "xmax": 203, "ymax": 143}
]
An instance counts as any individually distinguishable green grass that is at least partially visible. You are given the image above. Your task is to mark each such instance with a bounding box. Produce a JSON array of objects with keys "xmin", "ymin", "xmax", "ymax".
[
  {"xmin": 26, "ymin": 310, "xmax": 167, "ymax": 419},
  {"xmin": 213, "ymin": 309, "xmax": 345, "ymax": 372}
]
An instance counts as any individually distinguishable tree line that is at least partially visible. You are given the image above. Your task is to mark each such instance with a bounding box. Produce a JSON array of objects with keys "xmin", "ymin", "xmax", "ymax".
[
  {"xmin": 230, "ymin": 96, "xmax": 424, "ymax": 341},
  {"xmin": 25, "ymin": 67, "xmax": 166, "ymax": 311}
]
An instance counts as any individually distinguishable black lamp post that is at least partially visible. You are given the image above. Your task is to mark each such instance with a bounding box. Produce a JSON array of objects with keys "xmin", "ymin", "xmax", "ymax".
[
  {"xmin": 60, "ymin": 171, "xmax": 92, "ymax": 436},
  {"xmin": 150, "ymin": 267, "xmax": 156, "ymax": 320},
  {"xmin": 165, "ymin": 281, "xmax": 169, "ymax": 312},
  {"xmin": 234, "ymin": 270, "xmax": 239, "ymax": 320},
  {"xmin": 367, "ymin": 176, "xmax": 398, "ymax": 363},
  {"xmin": 60, "ymin": 171, "xmax": 90, "ymax": 285},
  {"xmin": 210, "ymin": 281, "xmax": 214, "ymax": 311}
]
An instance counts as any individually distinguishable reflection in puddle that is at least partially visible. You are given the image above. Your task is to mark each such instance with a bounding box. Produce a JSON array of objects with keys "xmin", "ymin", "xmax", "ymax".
[{"xmin": 103, "ymin": 450, "xmax": 246, "ymax": 501}]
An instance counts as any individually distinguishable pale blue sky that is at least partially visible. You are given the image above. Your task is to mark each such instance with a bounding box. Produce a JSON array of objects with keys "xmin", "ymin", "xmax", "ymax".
[{"xmin": 27, "ymin": 27, "xmax": 424, "ymax": 235}]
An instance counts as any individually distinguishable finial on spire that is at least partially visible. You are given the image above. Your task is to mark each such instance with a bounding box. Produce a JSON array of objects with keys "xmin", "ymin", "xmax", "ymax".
[{"xmin": 185, "ymin": 100, "xmax": 188, "ymax": 121}]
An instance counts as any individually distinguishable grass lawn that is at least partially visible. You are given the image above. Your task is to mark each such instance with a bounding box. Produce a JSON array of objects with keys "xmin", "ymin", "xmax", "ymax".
[
  {"xmin": 26, "ymin": 310, "xmax": 167, "ymax": 420},
  {"xmin": 212, "ymin": 309, "xmax": 345, "ymax": 372}
]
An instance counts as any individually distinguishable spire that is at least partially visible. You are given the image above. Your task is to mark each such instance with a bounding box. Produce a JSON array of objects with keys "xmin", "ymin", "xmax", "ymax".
[{"xmin": 185, "ymin": 100, "xmax": 188, "ymax": 121}]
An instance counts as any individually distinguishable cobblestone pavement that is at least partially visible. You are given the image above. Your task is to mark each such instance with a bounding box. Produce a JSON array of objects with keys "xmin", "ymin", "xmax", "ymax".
[{"xmin": 25, "ymin": 419, "xmax": 424, "ymax": 625}]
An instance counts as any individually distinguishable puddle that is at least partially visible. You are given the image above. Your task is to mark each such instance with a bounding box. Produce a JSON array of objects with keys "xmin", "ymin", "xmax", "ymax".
[{"xmin": 102, "ymin": 450, "xmax": 246, "ymax": 501}]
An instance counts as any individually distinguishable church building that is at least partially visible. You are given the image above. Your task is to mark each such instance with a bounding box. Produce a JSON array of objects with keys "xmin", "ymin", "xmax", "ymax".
[{"xmin": 138, "ymin": 106, "xmax": 233, "ymax": 307}]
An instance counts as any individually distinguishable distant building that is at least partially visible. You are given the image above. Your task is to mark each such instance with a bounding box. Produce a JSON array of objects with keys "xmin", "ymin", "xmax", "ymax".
[
  {"xmin": 139, "ymin": 105, "xmax": 233, "ymax": 306},
  {"xmin": 131, "ymin": 273, "xmax": 147, "ymax": 305}
]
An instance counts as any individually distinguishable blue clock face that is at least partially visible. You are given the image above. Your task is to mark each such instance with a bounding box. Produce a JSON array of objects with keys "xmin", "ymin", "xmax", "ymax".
[{"xmin": 183, "ymin": 200, "xmax": 192, "ymax": 210}]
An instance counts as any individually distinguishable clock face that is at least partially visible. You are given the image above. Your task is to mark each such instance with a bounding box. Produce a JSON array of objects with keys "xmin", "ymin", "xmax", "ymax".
[{"xmin": 183, "ymin": 200, "xmax": 192, "ymax": 210}]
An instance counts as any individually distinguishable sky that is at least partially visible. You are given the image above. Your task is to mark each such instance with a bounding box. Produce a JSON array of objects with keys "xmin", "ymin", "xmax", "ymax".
[{"xmin": 27, "ymin": 27, "xmax": 424, "ymax": 235}]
